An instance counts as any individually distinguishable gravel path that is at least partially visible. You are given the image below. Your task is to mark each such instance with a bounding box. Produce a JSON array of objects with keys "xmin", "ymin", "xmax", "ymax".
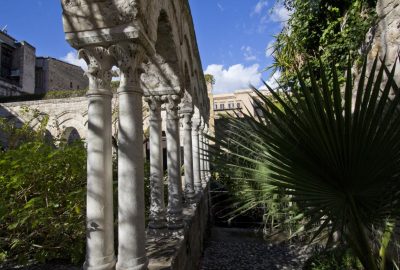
[
  {"xmin": 0, "ymin": 262, "xmax": 80, "ymax": 270},
  {"xmin": 200, "ymin": 227, "xmax": 310, "ymax": 270}
]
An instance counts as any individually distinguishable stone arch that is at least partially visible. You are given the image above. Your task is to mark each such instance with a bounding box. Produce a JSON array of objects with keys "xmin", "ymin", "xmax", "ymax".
[
  {"xmin": 62, "ymin": 126, "xmax": 82, "ymax": 144},
  {"xmin": 194, "ymin": 69, "xmax": 203, "ymax": 109},
  {"xmin": 155, "ymin": 10, "xmax": 180, "ymax": 79},
  {"xmin": 44, "ymin": 129, "xmax": 55, "ymax": 146},
  {"xmin": 56, "ymin": 112, "xmax": 87, "ymax": 139},
  {"xmin": 184, "ymin": 35, "xmax": 194, "ymax": 76},
  {"xmin": 183, "ymin": 62, "xmax": 192, "ymax": 95}
]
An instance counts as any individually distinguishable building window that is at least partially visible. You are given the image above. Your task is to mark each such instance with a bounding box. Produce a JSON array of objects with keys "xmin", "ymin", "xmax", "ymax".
[
  {"xmin": 35, "ymin": 68, "xmax": 44, "ymax": 91},
  {"xmin": 228, "ymin": 103, "xmax": 234, "ymax": 109},
  {"xmin": 214, "ymin": 103, "xmax": 218, "ymax": 110},
  {"xmin": 77, "ymin": 85, "xmax": 80, "ymax": 90},
  {"xmin": 70, "ymin": 82, "xmax": 73, "ymax": 89},
  {"xmin": 220, "ymin": 103, "xmax": 225, "ymax": 110},
  {"xmin": 237, "ymin": 103, "xmax": 241, "ymax": 108},
  {"xmin": 0, "ymin": 44, "xmax": 13, "ymax": 80}
]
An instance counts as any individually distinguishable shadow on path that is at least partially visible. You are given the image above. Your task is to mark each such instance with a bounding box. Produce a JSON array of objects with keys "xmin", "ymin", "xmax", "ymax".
[{"xmin": 200, "ymin": 227, "xmax": 310, "ymax": 270}]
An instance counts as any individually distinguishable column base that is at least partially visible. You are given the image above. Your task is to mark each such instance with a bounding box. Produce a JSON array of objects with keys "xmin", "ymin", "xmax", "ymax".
[
  {"xmin": 201, "ymin": 178, "xmax": 207, "ymax": 188},
  {"xmin": 194, "ymin": 184, "xmax": 203, "ymax": 192},
  {"xmin": 167, "ymin": 211, "xmax": 184, "ymax": 230},
  {"xmin": 148, "ymin": 218, "xmax": 167, "ymax": 230},
  {"xmin": 185, "ymin": 190, "xmax": 196, "ymax": 203},
  {"xmin": 83, "ymin": 254, "xmax": 116, "ymax": 270},
  {"xmin": 116, "ymin": 256, "xmax": 148, "ymax": 270}
]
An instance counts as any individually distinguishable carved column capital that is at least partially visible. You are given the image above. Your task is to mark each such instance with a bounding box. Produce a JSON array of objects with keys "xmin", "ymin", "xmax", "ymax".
[
  {"xmin": 144, "ymin": 96, "xmax": 163, "ymax": 122},
  {"xmin": 162, "ymin": 94, "xmax": 181, "ymax": 120},
  {"xmin": 109, "ymin": 43, "xmax": 145, "ymax": 94},
  {"xmin": 79, "ymin": 46, "xmax": 113, "ymax": 96},
  {"xmin": 181, "ymin": 112, "xmax": 193, "ymax": 131},
  {"xmin": 191, "ymin": 118, "xmax": 200, "ymax": 134},
  {"xmin": 199, "ymin": 119, "xmax": 205, "ymax": 132}
]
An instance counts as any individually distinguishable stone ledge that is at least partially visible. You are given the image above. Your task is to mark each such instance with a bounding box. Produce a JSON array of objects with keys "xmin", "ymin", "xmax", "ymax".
[{"xmin": 147, "ymin": 185, "xmax": 210, "ymax": 270}]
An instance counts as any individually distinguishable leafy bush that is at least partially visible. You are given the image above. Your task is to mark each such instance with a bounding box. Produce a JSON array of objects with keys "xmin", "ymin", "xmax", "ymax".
[
  {"xmin": 303, "ymin": 247, "xmax": 363, "ymax": 270},
  {"xmin": 0, "ymin": 141, "xmax": 87, "ymax": 264}
]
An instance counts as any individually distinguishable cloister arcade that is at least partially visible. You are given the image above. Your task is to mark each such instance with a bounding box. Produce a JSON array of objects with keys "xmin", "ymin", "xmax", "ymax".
[{"xmin": 60, "ymin": 1, "xmax": 211, "ymax": 270}]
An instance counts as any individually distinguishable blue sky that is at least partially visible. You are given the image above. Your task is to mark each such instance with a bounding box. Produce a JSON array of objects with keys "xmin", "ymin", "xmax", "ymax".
[{"xmin": 0, "ymin": 0, "xmax": 288, "ymax": 93}]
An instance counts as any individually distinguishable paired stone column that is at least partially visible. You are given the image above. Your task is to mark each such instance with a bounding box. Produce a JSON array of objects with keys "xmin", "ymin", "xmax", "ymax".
[
  {"xmin": 199, "ymin": 121, "xmax": 207, "ymax": 188},
  {"xmin": 206, "ymin": 142, "xmax": 212, "ymax": 180},
  {"xmin": 79, "ymin": 47, "xmax": 116, "ymax": 270},
  {"xmin": 163, "ymin": 94, "xmax": 184, "ymax": 229},
  {"xmin": 110, "ymin": 44, "xmax": 148, "ymax": 270},
  {"xmin": 145, "ymin": 96, "xmax": 167, "ymax": 229},
  {"xmin": 204, "ymin": 124, "xmax": 211, "ymax": 181},
  {"xmin": 180, "ymin": 92, "xmax": 195, "ymax": 201},
  {"xmin": 192, "ymin": 118, "xmax": 202, "ymax": 193},
  {"xmin": 181, "ymin": 111, "xmax": 196, "ymax": 201}
]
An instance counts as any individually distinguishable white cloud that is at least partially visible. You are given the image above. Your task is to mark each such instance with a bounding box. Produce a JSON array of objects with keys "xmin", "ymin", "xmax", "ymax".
[
  {"xmin": 217, "ymin": 3, "xmax": 224, "ymax": 12},
  {"xmin": 265, "ymin": 40, "xmax": 275, "ymax": 57},
  {"xmin": 270, "ymin": 3, "xmax": 291, "ymax": 25},
  {"xmin": 252, "ymin": 0, "xmax": 268, "ymax": 15},
  {"xmin": 61, "ymin": 51, "xmax": 88, "ymax": 71},
  {"xmin": 241, "ymin": 46, "xmax": 257, "ymax": 61},
  {"xmin": 204, "ymin": 64, "xmax": 262, "ymax": 93},
  {"xmin": 260, "ymin": 70, "xmax": 281, "ymax": 90},
  {"xmin": 257, "ymin": 2, "xmax": 291, "ymax": 32}
]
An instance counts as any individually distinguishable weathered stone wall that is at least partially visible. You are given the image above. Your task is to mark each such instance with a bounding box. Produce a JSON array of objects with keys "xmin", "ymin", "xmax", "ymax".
[
  {"xmin": 19, "ymin": 42, "xmax": 36, "ymax": 94},
  {"xmin": 0, "ymin": 97, "xmax": 89, "ymax": 140},
  {"xmin": 147, "ymin": 185, "xmax": 210, "ymax": 270},
  {"xmin": 365, "ymin": 0, "xmax": 400, "ymax": 84},
  {"xmin": 0, "ymin": 80, "xmax": 23, "ymax": 97},
  {"xmin": 47, "ymin": 58, "xmax": 88, "ymax": 91}
]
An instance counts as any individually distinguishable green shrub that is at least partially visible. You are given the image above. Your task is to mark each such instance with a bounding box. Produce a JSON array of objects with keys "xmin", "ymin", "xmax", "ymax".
[
  {"xmin": 0, "ymin": 141, "xmax": 87, "ymax": 264},
  {"xmin": 303, "ymin": 247, "xmax": 363, "ymax": 270}
]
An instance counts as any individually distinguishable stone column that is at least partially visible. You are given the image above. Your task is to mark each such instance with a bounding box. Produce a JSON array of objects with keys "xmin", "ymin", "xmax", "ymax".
[
  {"xmin": 109, "ymin": 44, "xmax": 148, "ymax": 270},
  {"xmin": 204, "ymin": 124, "xmax": 211, "ymax": 181},
  {"xmin": 181, "ymin": 112, "xmax": 196, "ymax": 201},
  {"xmin": 79, "ymin": 47, "xmax": 116, "ymax": 270},
  {"xmin": 145, "ymin": 96, "xmax": 167, "ymax": 229},
  {"xmin": 192, "ymin": 119, "xmax": 202, "ymax": 193},
  {"xmin": 206, "ymin": 136, "xmax": 212, "ymax": 180},
  {"xmin": 199, "ymin": 121, "xmax": 207, "ymax": 187},
  {"xmin": 163, "ymin": 94, "xmax": 184, "ymax": 229}
]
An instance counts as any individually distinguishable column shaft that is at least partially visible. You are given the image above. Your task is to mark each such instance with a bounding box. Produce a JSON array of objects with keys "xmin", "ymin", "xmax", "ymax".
[
  {"xmin": 117, "ymin": 90, "xmax": 148, "ymax": 270},
  {"xmin": 192, "ymin": 125, "xmax": 202, "ymax": 193},
  {"xmin": 147, "ymin": 98, "xmax": 166, "ymax": 229},
  {"xmin": 183, "ymin": 113, "xmax": 195, "ymax": 200},
  {"xmin": 165, "ymin": 95, "xmax": 183, "ymax": 229},
  {"xmin": 85, "ymin": 92, "xmax": 116, "ymax": 270},
  {"xmin": 199, "ymin": 130, "xmax": 207, "ymax": 187}
]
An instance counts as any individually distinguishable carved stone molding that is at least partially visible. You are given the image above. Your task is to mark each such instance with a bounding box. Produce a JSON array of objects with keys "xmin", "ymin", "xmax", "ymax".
[
  {"xmin": 162, "ymin": 94, "xmax": 181, "ymax": 120},
  {"xmin": 141, "ymin": 55, "xmax": 181, "ymax": 96},
  {"xmin": 62, "ymin": 0, "xmax": 139, "ymax": 32},
  {"xmin": 78, "ymin": 46, "xmax": 113, "ymax": 96},
  {"xmin": 181, "ymin": 112, "xmax": 193, "ymax": 131},
  {"xmin": 179, "ymin": 91, "xmax": 193, "ymax": 114},
  {"xmin": 144, "ymin": 96, "xmax": 163, "ymax": 121},
  {"xmin": 109, "ymin": 42, "xmax": 145, "ymax": 93}
]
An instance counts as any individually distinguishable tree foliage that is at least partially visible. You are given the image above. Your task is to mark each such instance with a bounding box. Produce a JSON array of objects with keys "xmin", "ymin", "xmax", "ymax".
[
  {"xmin": 205, "ymin": 74, "xmax": 216, "ymax": 86},
  {"xmin": 271, "ymin": 0, "xmax": 377, "ymax": 87}
]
